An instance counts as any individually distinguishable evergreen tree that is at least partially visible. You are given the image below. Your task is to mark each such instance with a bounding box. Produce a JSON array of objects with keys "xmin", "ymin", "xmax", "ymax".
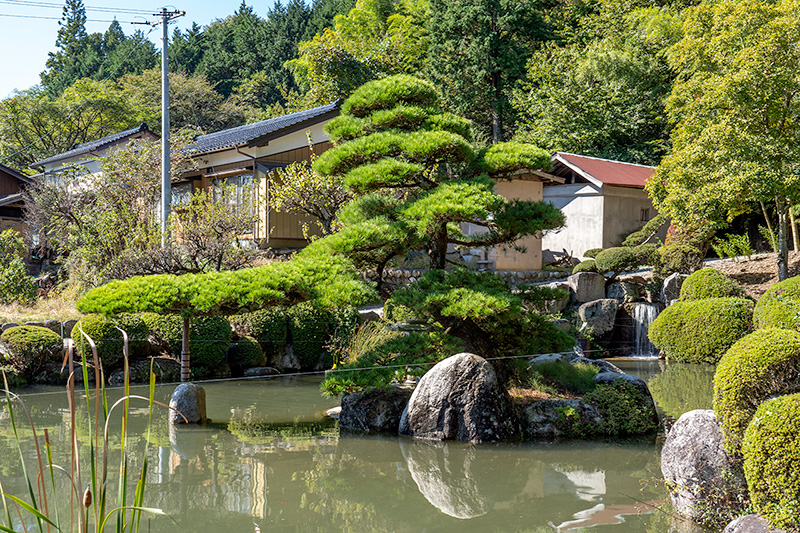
[
  {"xmin": 169, "ymin": 23, "xmax": 206, "ymax": 75},
  {"xmin": 41, "ymin": 0, "xmax": 101, "ymax": 95},
  {"xmin": 425, "ymin": 0, "xmax": 550, "ymax": 143}
]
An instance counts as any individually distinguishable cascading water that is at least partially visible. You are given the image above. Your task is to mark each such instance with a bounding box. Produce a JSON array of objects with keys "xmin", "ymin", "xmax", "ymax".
[{"xmin": 630, "ymin": 302, "xmax": 660, "ymax": 358}]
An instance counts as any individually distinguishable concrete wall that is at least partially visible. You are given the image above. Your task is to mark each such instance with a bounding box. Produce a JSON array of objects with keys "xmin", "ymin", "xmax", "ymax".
[
  {"xmin": 542, "ymin": 183, "xmax": 604, "ymax": 260},
  {"xmin": 495, "ymin": 178, "xmax": 544, "ymax": 270},
  {"xmin": 601, "ymin": 186, "xmax": 658, "ymax": 247}
]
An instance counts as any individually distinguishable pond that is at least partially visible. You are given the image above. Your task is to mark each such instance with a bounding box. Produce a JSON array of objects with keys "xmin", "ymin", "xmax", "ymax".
[{"xmin": 0, "ymin": 359, "xmax": 715, "ymax": 532}]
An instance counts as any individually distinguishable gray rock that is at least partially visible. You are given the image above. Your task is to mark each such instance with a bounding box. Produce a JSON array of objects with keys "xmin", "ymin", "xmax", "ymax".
[
  {"xmin": 23, "ymin": 321, "xmax": 44, "ymax": 328},
  {"xmin": 572, "ymin": 356, "xmax": 623, "ymax": 374},
  {"xmin": 42, "ymin": 320, "xmax": 62, "ymax": 336},
  {"xmin": 521, "ymin": 398, "xmax": 605, "ymax": 439},
  {"xmin": 529, "ymin": 353, "xmax": 570, "ymax": 367},
  {"xmin": 340, "ymin": 386, "xmax": 413, "ymax": 433},
  {"xmin": 1, "ymin": 322, "xmax": 18, "ymax": 332},
  {"xmin": 540, "ymin": 281, "xmax": 571, "ymax": 313},
  {"xmin": 606, "ymin": 281, "xmax": 639, "ymax": 303},
  {"xmin": 275, "ymin": 345, "xmax": 301, "ymax": 371},
  {"xmin": 399, "ymin": 353, "xmax": 518, "ymax": 442},
  {"xmin": 169, "ymin": 383, "xmax": 207, "ymax": 424},
  {"xmin": 550, "ymin": 318, "xmax": 571, "ymax": 334},
  {"xmin": 593, "ymin": 371, "xmax": 648, "ymax": 394},
  {"xmin": 723, "ymin": 515, "xmax": 787, "ymax": 533},
  {"xmin": 62, "ymin": 320, "xmax": 79, "ymax": 338},
  {"xmin": 661, "ymin": 410, "xmax": 747, "ymax": 523},
  {"xmin": 568, "ymin": 272, "xmax": 606, "ymax": 303},
  {"xmin": 661, "ymin": 272, "xmax": 688, "ymax": 304},
  {"xmin": 578, "ymin": 299, "xmax": 619, "ymax": 336},
  {"xmin": 243, "ymin": 366, "xmax": 279, "ymax": 377}
]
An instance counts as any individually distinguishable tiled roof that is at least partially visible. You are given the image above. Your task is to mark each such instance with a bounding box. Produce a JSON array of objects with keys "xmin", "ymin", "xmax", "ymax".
[
  {"xmin": 553, "ymin": 152, "xmax": 655, "ymax": 189},
  {"xmin": 0, "ymin": 193, "xmax": 23, "ymax": 207},
  {"xmin": 0, "ymin": 163, "xmax": 32, "ymax": 184},
  {"xmin": 189, "ymin": 101, "xmax": 340, "ymax": 154},
  {"xmin": 31, "ymin": 123, "xmax": 156, "ymax": 169}
]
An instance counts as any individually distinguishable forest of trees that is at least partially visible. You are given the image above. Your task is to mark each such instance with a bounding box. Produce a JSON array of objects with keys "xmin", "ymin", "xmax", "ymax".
[{"xmin": 1, "ymin": 0, "xmax": 798, "ymax": 267}]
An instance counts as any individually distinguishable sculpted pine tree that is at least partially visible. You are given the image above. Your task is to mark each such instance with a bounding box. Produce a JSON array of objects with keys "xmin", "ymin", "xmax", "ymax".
[{"xmin": 311, "ymin": 74, "xmax": 564, "ymax": 285}]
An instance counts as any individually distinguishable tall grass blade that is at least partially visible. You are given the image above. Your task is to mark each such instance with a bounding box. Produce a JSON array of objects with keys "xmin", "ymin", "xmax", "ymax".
[
  {"xmin": 114, "ymin": 327, "xmax": 130, "ymax": 533},
  {"xmin": 99, "ymin": 506, "xmax": 172, "ymax": 533},
  {"xmin": 0, "ymin": 494, "xmax": 59, "ymax": 529},
  {"xmin": 43, "ymin": 430, "xmax": 59, "ymax": 531},
  {"xmin": 77, "ymin": 325, "xmax": 102, "ymax": 528}
]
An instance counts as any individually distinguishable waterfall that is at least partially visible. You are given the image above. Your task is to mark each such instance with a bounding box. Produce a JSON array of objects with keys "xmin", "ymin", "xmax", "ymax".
[{"xmin": 631, "ymin": 302, "xmax": 660, "ymax": 358}]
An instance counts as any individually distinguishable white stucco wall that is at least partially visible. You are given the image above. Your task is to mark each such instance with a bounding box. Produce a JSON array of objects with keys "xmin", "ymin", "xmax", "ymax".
[
  {"xmin": 542, "ymin": 183, "xmax": 605, "ymax": 260},
  {"xmin": 601, "ymin": 186, "xmax": 660, "ymax": 247}
]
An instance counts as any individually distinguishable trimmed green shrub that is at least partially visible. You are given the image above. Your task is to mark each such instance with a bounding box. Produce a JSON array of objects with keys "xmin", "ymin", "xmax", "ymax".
[
  {"xmin": 713, "ymin": 328, "xmax": 800, "ymax": 454},
  {"xmin": 583, "ymin": 248, "xmax": 603, "ymax": 258},
  {"xmin": 288, "ymin": 302, "xmax": 359, "ymax": 370},
  {"xmin": 753, "ymin": 276, "xmax": 800, "ymax": 330},
  {"xmin": 321, "ymin": 330, "xmax": 465, "ymax": 396},
  {"xmin": 583, "ymin": 379, "xmax": 659, "ymax": 436},
  {"xmin": 649, "ymin": 298, "xmax": 753, "ymax": 364},
  {"xmin": 339, "ymin": 74, "xmax": 439, "ymax": 118},
  {"xmin": 742, "ymin": 394, "xmax": 800, "ymax": 531},
  {"xmin": 573, "ymin": 259, "xmax": 597, "ymax": 274},
  {"xmin": 0, "ymin": 325, "xmax": 63, "ymax": 376},
  {"xmin": 71, "ymin": 314, "xmax": 149, "ymax": 369},
  {"xmin": 680, "ymin": 268, "xmax": 744, "ymax": 300},
  {"xmin": 230, "ymin": 308, "xmax": 288, "ymax": 360},
  {"xmin": 653, "ymin": 243, "xmax": 704, "ymax": 277},
  {"xmin": 229, "ymin": 336, "xmax": 266, "ymax": 373},
  {"xmin": 478, "ymin": 142, "xmax": 550, "ymax": 175},
  {"xmin": 621, "ymin": 212, "xmax": 669, "ymax": 247},
  {"xmin": 140, "ymin": 313, "xmax": 232, "ymax": 378}
]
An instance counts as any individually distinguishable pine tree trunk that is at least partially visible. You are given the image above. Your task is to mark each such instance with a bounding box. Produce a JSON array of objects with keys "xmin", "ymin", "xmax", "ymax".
[
  {"xmin": 777, "ymin": 196, "xmax": 789, "ymax": 281},
  {"xmin": 181, "ymin": 316, "xmax": 191, "ymax": 382},
  {"xmin": 491, "ymin": 71, "xmax": 503, "ymax": 144}
]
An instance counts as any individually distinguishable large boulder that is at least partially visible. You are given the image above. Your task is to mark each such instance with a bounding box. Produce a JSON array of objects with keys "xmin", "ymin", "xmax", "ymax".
[
  {"xmin": 661, "ymin": 410, "xmax": 747, "ymax": 524},
  {"xmin": 567, "ymin": 272, "xmax": 606, "ymax": 303},
  {"xmin": 541, "ymin": 281, "xmax": 571, "ymax": 313},
  {"xmin": 723, "ymin": 515, "xmax": 787, "ymax": 533},
  {"xmin": 340, "ymin": 386, "xmax": 413, "ymax": 433},
  {"xmin": 578, "ymin": 299, "xmax": 619, "ymax": 337},
  {"xmin": 169, "ymin": 383, "xmax": 207, "ymax": 424},
  {"xmin": 661, "ymin": 272, "xmax": 687, "ymax": 304},
  {"xmin": 399, "ymin": 353, "xmax": 518, "ymax": 443},
  {"xmin": 606, "ymin": 281, "xmax": 638, "ymax": 303},
  {"xmin": 520, "ymin": 398, "xmax": 605, "ymax": 440}
]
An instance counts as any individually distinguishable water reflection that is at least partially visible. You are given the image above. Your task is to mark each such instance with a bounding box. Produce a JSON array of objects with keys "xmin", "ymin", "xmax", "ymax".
[{"xmin": 0, "ymin": 376, "xmax": 697, "ymax": 532}]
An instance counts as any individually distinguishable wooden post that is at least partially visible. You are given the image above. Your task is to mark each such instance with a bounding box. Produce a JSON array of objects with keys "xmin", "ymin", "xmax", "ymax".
[{"xmin": 181, "ymin": 316, "xmax": 190, "ymax": 382}]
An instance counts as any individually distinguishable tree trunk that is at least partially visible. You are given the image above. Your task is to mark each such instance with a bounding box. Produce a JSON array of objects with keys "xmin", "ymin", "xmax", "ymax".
[
  {"xmin": 491, "ymin": 71, "xmax": 503, "ymax": 144},
  {"xmin": 181, "ymin": 316, "xmax": 191, "ymax": 382},
  {"xmin": 791, "ymin": 206, "xmax": 799, "ymax": 252},
  {"xmin": 777, "ymin": 197, "xmax": 789, "ymax": 281},
  {"xmin": 761, "ymin": 201, "xmax": 777, "ymax": 251},
  {"xmin": 429, "ymin": 225, "xmax": 448, "ymax": 270}
]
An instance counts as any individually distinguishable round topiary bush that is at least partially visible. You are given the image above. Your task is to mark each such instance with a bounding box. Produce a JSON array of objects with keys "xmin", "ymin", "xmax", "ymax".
[
  {"xmin": 0, "ymin": 325, "xmax": 63, "ymax": 377},
  {"xmin": 71, "ymin": 313, "xmax": 150, "ymax": 369},
  {"xmin": 230, "ymin": 308, "xmax": 288, "ymax": 360},
  {"xmin": 595, "ymin": 247, "xmax": 638, "ymax": 273},
  {"xmin": 287, "ymin": 303, "xmax": 359, "ymax": 370},
  {"xmin": 680, "ymin": 268, "xmax": 744, "ymax": 301},
  {"xmin": 742, "ymin": 393, "xmax": 800, "ymax": 531},
  {"xmin": 653, "ymin": 243, "xmax": 704, "ymax": 277},
  {"xmin": 572, "ymin": 259, "xmax": 597, "ymax": 274},
  {"xmin": 140, "ymin": 313, "xmax": 232, "ymax": 378},
  {"xmin": 649, "ymin": 297, "xmax": 754, "ymax": 364},
  {"xmin": 753, "ymin": 276, "xmax": 800, "ymax": 330},
  {"xmin": 228, "ymin": 336, "xmax": 266, "ymax": 374},
  {"xmin": 714, "ymin": 328, "xmax": 800, "ymax": 454}
]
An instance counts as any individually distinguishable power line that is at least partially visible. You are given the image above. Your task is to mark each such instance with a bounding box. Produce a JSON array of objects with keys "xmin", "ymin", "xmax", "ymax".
[
  {"xmin": 0, "ymin": 0, "xmax": 156, "ymax": 14},
  {"xmin": 0, "ymin": 13, "xmax": 137, "ymax": 22}
]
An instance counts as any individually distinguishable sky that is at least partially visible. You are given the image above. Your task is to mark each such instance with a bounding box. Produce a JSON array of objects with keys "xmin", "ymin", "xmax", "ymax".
[{"xmin": 0, "ymin": 0, "xmax": 280, "ymax": 99}]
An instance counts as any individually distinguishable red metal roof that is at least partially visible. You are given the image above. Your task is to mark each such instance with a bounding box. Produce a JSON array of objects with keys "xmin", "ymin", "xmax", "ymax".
[{"xmin": 554, "ymin": 152, "xmax": 655, "ymax": 188}]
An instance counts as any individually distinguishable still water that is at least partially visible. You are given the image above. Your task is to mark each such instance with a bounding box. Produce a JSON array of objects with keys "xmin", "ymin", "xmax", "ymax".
[{"xmin": 0, "ymin": 360, "xmax": 715, "ymax": 532}]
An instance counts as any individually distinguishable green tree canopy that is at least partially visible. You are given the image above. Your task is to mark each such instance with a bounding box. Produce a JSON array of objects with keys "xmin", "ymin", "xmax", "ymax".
[
  {"xmin": 646, "ymin": 0, "xmax": 800, "ymax": 279},
  {"xmin": 310, "ymin": 74, "xmax": 564, "ymax": 283}
]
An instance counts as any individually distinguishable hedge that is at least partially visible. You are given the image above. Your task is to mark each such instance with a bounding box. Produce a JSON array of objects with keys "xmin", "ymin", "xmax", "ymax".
[
  {"xmin": 230, "ymin": 308, "xmax": 288, "ymax": 361},
  {"xmin": 649, "ymin": 297, "xmax": 753, "ymax": 364},
  {"xmin": 713, "ymin": 328, "xmax": 800, "ymax": 454},
  {"xmin": 680, "ymin": 268, "xmax": 744, "ymax": 300},
  {"xmin": 228, "ymin": 336, "xmax": 266, "ymax": 374},
  {"xmin": 742, "ymin": 393, "xmax": 800, "ymax": 531},
  {"xmin": 71, "ymin": 313, "xmax": 149, "ymax": 369},
  {"xmin": 753, "ymin": 275, "xmax": 800, "ymax": 330},
  {"xmin": 288, "ymin": 303, "xmax": 359, "ymax": 370},
  {"xmin": 0, "ymin": 325, "xmax": 63, "ymax": 376}
]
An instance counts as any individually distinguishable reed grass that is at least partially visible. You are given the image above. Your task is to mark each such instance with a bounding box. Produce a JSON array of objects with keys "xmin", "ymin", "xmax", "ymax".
[{"xmin": 0, "ymin": 325, "xmax": 177, "ymax": 532}]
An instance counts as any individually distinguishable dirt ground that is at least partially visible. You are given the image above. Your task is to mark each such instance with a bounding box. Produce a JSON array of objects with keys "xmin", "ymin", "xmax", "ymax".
[{"xmin": 703, "ymin": 251, "xmax": 800, "ymax": 299}]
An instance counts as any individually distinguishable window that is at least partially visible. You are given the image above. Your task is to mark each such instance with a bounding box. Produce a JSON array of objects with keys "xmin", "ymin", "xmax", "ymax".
[
  {"xmin": 171, "ymin": 182, "xmax": 192, "ymax": 206},
  {"xmin": 213, "ymin": 174, "xmax": 254, "ymax": 209},
  {"xmin": 640, "ymin": 208, "xmax": 650, "ymax": 222}
]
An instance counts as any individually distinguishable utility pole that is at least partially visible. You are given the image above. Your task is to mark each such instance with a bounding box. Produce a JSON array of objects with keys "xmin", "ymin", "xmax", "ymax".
[{"xmin": 155, "ymin": 8, "xmax": 185, "ymax": 248}]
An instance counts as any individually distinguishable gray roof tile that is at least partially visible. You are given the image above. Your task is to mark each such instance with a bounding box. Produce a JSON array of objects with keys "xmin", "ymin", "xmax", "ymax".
[
  {"xmin": 31, "ymin": 123, "xmax": 156, "ymax": 169},
  {"xmin": 189, "ymin": 101, "xmax": 340, "ymax": 154}
]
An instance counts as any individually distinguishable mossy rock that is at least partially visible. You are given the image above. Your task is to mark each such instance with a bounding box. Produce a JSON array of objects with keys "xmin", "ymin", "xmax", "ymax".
[
  {"xmin": 229, "ymin": 336, "xmax": 266, "ymax": 374},
  {"xmin": 0, "ymin": 325, "xmax": 63, "ymax": 377},
  {"xmin": 583, "ymin": 379, "xmax": 660, "ymax": 437},
  {"xmin": 742, "ymin": 393, "xmax": 800, "ymax": 531},
  {"xmin": 649, "ymin": 297, "xmax": 754, "ymax": 364},
  {"xmin": 714, "ymin": 328, "xmax": 800, "ymax": 455},
  {"xmin": 753, "ymin": 276, "xmax": 800, "ymax": 330},
  {"xmin": 230, "ymin": 308, "xmax": 287, "ymax": 360},
  {"xmin": 572, "ymin": 259, "xmax": 597, "ymax": 274},
  {"xmin": 71, "ymin": 314, "xmax": 150, "ymax": 370},
  {"xmin": 140, "ymin": 313, "xmax": 232, "ymax": 379},
  {"xmin": 680, "ymin": 268, "xmax": 744, "ymax": 300}
]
